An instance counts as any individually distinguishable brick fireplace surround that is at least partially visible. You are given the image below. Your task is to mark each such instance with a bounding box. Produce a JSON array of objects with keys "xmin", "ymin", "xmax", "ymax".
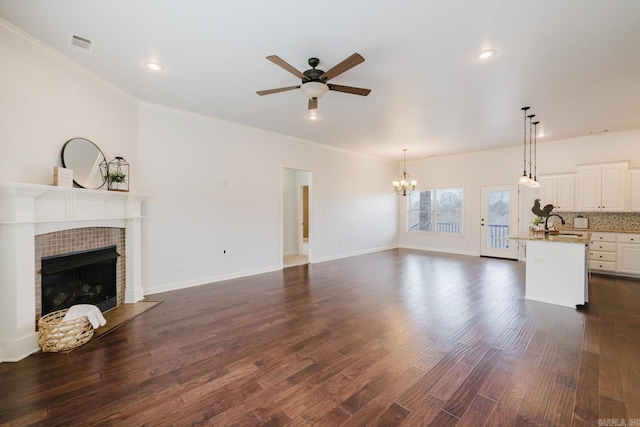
[{"xmin": 0, "ymin": 183, "xmax": 146, "ymax": 362}]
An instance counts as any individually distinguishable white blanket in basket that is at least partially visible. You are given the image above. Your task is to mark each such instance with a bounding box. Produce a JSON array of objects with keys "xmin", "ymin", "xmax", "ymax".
[{"xmin": 63, "ymin": 304, "xmax": 107, "ymax": 329}]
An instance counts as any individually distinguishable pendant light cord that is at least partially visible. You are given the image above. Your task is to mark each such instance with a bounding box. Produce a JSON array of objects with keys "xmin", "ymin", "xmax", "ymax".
[
  {"xmin": 533, "ymin": 121, "xmax": 540, "ymax": 181},
  {"xmin": 528, "ymin": 114, "xmax": 535, "ymax": 179},
  {"xmin": 521, "ymin": 107, "xmax": 530, "ymax": 176}
]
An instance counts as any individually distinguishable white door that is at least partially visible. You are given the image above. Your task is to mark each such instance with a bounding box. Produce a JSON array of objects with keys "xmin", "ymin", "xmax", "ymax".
[{"xmin": 480, "ymin": 185, "xmax": 519, "ymax": 259}]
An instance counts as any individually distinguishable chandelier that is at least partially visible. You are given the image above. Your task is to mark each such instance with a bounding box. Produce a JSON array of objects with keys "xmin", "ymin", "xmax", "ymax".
[{"xmin": 393, "ymin": 149, "xmax": 417, "ymax": 196}]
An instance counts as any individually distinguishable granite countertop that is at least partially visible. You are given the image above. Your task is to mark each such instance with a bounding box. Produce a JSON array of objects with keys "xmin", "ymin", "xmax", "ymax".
[{"xmin": 508, "ymin": 231, "xmax": 591, "ymax": 245}]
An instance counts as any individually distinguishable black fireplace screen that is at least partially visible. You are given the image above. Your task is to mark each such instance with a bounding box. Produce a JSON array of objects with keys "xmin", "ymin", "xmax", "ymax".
[{"xmin": 41, "ymin": 246, "xmax": 119, "ymax": 315}]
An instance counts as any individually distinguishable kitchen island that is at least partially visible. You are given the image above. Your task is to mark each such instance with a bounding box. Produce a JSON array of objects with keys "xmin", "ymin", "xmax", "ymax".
[{"xmin": 510, "ymin": 231, "xmax": 590, "ymax": 309}]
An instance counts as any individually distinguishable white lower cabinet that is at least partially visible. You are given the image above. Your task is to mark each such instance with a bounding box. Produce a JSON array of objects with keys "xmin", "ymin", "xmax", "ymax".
[
  {"xmin": 589, "ymin": 232, "xmax": 617, "ymax": 272},
  {"xmin": 616, "ymin": 233, "xmax": 640, "ymax": 274},
  {"xmin": 589, "ymin": 232, "xmax": 640, "ymax": 276}
]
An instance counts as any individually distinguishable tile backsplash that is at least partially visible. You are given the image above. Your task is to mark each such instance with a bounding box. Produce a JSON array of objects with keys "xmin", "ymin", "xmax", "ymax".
[{"xmin": 555, "ymin": 212, "xmax": 640, "ymax": 232}]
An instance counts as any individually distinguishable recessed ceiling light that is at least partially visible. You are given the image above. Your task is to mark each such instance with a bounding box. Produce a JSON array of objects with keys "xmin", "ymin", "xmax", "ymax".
[
  {"xmin": 474, "ymin": 49, "xmax": 497, "ymax": 60},
  {"xmin": 145, "ymin": 61, "xmax": 165, "ymax": 71}
]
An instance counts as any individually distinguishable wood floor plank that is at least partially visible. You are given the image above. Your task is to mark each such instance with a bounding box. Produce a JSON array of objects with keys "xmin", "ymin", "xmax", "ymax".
[
  {"xmin": 542, "ymin": 382, "xmax": 575, "ymax": 427},
  {"xmin": 396, "ymin": 343, "xmax": 470, "ymax": 410},
  {"xmin": 399, "ymin": 393, "xmax": 445, "ymax": 426},
  {"xmin": 457, "ymin": 394, "xmax": 497, "ymax": 427},
  {"xmin": 429, "ymin": 361, "xmax": 472, "ymax": 401},
  {"xmin": 573, "ymin": 350, "xmax": 600, "ymax": 425},
  {"xmin": 442, "ymin": 346, "xmax": 503, "ymax": 418},
  {"xmin": 598, "ymin": 395, "xmax": 627, "ymax": 425},
  {"xmin": 340, "ymin": 400, "xmax": 388, "ymax": 426},
  {"xmin": 1, "ymin": 249, "xmax": 639, "ymax": 426}
]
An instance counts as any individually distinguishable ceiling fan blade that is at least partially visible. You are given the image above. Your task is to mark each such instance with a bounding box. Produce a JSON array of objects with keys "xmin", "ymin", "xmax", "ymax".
[
  {"xmin": 320, "ymin": 53, "xmax": 365, "ymax": 81},
  {"xmin": 308, "ymin": 98, "xmax": 318, "ymax": 110},
  {"xmin": 327, "ymin": 84, "xmax": 371, "ymax": 96},
  {"xmin": 256, "ymin": 85, "xmax": 301, "ymax": 96},
  {"xmin": 266, "ymin": 55, "xmax": 307, "ymax": 80}
]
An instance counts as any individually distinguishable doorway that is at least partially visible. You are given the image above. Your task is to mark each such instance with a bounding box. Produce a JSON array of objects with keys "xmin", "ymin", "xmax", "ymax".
[
  {"xmin": 480, "ymin": 185, "xmax": 519, "ymax": 259},
  {"xmin": 282, "ymin": 168, "xmax": 311, "ymax": 268}
]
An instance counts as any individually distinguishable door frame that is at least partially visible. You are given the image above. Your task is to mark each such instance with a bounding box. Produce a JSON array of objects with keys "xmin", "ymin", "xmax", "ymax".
[
  {"xmin": 281, "ymin": 168, "xmax": 312, "ymax": 266},
  {"xmin": 299, "ymin": 185, "xmax": 309, "ymax": 253},
  {"xmin": 480, "ymin": 184, "xmax": 519, "ymax": 259}
]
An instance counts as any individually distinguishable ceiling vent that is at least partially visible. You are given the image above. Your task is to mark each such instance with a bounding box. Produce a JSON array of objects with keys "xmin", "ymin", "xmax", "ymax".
[{"xmin": 68, "ymin": 33, "xmax": 94, "ymax": 53}]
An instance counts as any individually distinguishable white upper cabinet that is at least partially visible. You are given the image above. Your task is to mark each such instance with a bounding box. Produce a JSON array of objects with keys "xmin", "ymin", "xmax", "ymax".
[
  {"xmin": 538, "ymin": 174, "xmax": 575, "ymax": 212},
  {"xmin": 576, "ymin": 162, "xmax": 628, "ymax": 212},
  {"xmin": 631, "ymin": 169, "xmax": 640, "ymax": 212}
]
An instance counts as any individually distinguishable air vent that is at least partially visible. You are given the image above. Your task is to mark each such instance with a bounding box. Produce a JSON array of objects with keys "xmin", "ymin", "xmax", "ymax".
[{"xmin": 68, "ymin": 33, "xmax": 94, "ymax": 53}]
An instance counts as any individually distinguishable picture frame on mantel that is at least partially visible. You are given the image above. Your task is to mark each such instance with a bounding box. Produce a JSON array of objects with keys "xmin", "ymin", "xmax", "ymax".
[{"xmin": 53, "ymin": 166, "xmax": 73, "ymax": 188}]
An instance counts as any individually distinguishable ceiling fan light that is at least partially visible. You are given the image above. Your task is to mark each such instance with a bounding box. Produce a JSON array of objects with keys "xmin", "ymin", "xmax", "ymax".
[{"xmin": 300, "ymin": 82, "xmax": 329, "ymax": 100}]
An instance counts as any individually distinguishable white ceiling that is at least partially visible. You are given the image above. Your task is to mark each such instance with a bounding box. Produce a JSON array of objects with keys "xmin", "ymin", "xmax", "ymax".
[{"xmin": 2, "ymin": 0, "xmax": 640, "ymax": 161}]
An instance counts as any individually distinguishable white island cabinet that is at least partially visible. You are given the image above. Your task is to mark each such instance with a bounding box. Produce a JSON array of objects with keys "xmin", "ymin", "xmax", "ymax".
[
  {"xmin": 525, "ymin": 239, "xmax": 589, "ymax": 308},
  {"xmin": 510, "ymin": 233, "xmax": 590, "ymax": 309}
]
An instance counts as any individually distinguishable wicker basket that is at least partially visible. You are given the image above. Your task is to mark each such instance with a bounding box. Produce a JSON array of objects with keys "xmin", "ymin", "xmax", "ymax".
[{"xmin": 38, "ymin": 309, "xmax": 94, "ymax": 352}]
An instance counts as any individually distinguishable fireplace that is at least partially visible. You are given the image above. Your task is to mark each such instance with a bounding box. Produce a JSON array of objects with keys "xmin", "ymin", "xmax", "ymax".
[
  {"xmin": 0, "ymin": 182, "xmax": 146, "ymax": 362},
  {"xmin": 41, "ymin": 246, "xmax": 119, "ymax": 315}
]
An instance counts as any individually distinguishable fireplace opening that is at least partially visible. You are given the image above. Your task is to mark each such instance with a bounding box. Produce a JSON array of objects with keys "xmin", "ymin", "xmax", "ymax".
[{"xmin": 41, "ymin": 246, "xmax": 119, "ymax": 315}]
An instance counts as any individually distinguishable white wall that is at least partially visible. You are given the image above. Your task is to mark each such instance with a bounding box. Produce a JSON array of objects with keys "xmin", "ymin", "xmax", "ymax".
[
  {"xmin": 399, "ymin": 130, "xmax": 640, "ymax": 255},
  {"xmin": 0, "ymin": 20, "xmax": 138, "ymax": 185},
  {"xmin": 136, "ymin": 103, "xmax": 398, "ymax": 294}
]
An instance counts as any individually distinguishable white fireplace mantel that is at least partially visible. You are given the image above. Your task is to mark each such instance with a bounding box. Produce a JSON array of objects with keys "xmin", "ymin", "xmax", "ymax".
[{"xmin": 0, "ymin": 183, "xmax": 147, "ymax": 362}]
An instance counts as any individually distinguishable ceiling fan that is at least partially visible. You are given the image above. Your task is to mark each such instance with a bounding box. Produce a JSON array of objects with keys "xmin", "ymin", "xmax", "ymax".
[{"xmin": 256, "ymin": 53, "xmax": 371, "ymax": 110}]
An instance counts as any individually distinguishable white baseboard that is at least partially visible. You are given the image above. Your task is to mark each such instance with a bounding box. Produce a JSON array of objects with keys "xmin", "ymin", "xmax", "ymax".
[
  {"xmin": 0, "ymin": 332, "xmax": 40, "ymax": 363},
  {"xmin": 312, "ymin": 244, "xmax": 398, "ymax": 263},
  {"xmin": 398, "ymin": 244, "xmax": 479, "ymax": 257},
  {"xmin": 144, "ymin": 264, "xmax": 282, "ymax": 296}
]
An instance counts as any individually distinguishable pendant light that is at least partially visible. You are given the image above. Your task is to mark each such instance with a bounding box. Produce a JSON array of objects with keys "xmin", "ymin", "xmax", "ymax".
[
  {"xmin": 393, "ymin": 149, "xmax": 417, "ymax": 196},
  {"xmin": 530, "ymin": 121, "xmax": 541, "ymax": 188},
  {"xmin": 518, "ymin": 106, "xmax": 532, "ymax": 185}
]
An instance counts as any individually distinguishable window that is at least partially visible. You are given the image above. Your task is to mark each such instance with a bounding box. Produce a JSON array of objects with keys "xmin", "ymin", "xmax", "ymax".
[{"xmin": 408, "ymin": 188, "xmax": 463, "ymax": 234}]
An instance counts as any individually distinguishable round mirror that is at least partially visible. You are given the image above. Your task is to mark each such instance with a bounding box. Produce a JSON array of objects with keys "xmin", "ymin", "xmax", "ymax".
[{"xmin": 61, "ymin": 138, "xmax": 107, "ymax": 189}]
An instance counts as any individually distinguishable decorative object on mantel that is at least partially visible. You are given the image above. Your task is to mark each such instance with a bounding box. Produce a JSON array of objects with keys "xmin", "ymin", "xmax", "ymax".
[
  {"xmin": 60, "ymin": 137, "xmax": 108, "ymax": 189},
  {"xmin": 392, "ymin": 149, "xmax": 417, "ymax": 197},
  {"xmin": 53, "ymin": 166, "xmax": 73, "ymax": 188},
  {"xmin": 107, "ymin": 156, "xmax": 129, "ymax": 192},
  {"xmin": 517, "ymin": 107, "xmax": 543, "ymax": 187}
]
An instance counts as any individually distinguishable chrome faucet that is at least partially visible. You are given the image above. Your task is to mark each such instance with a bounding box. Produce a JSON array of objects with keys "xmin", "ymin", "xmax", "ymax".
[{"xmin": 545, "ymin": 213, "xmax": 566, "ymax": 231}]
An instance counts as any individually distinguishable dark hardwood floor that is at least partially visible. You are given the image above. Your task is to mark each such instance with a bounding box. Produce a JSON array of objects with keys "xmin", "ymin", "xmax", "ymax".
[{"xmin": 1, "ymin": 249, "xmax": 639, "ymax": 426}]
